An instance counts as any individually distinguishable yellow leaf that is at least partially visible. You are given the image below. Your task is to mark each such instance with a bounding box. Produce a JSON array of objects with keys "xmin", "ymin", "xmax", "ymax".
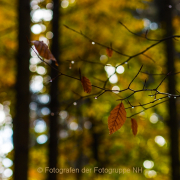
[
  {"xmin": 32, "ymin": 40, "xmax": 58, "ymax": 66},
  {"xmin": 108, "ymin": 102, "xmax": 126, "ymax": 134},
  {"xmin": 131, "ymin": 118, "xmax": 138, "ymax": 136},
  {"xmin": 81, "ymin": 76, "xmax": 92, "ymax": 93}
]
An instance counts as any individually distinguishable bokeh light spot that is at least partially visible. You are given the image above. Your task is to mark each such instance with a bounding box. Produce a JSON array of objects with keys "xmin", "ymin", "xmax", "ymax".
[
  {"xmin": 116, "ymin": 65, "xmax": 125, "ymax": 74},
  {"xmin": 109, "ymin": 74, "xmax": 118, "ymax": 84},
  {"xmin": 37, "ymin": 134, "xmax": 48, "ymax": 144},
  {"xmin": 70, "ymin": 122, "xmax": 78, "ymax": 130},
  {"xmin": 149, "ymin": 113, "xmax": 158, "ymax": 124},
  {"xmin": 61, "ymin": 0, "xmax": 69, "ymax": 8},
  {"xmin": 2, "ymin": 158, "xmax": 13, "ymax": 168},
  {"xmin": 112, "ymin": 86, "xmax": 120, "ymax": 94},
  {"xmin": 31, "ymin": 24, "xmax": 42, "ymax": 34},
  {"xmin": 155, "ymin": 136, "xmax": 166, "ymax": 146},
  {"xmin": 100, "ymin": 55, "xmax": 108, "ymax": 64},
  {"xmin": 59, "ymin": 111, "xmax": 68, "ymax": 119},
  {"xmin": 143, "ymin": 160, "xmax": 154, "ymax": 169}
]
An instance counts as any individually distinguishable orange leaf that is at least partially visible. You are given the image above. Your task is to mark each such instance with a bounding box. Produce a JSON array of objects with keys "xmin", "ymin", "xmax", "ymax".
[
  {"xmin": 131, "ymin": 118, "xmax": 138, "ymax": 136},
  {"xmin": 108, "ymin": 102, "xmax": 126, "ymax": 135},
  {"xmin": 32, "ymin": 41, "xmax": 58, "ymax": 66},
  {"xmin": 81, "ymin": 76, "xmax": 92, "ymax": 93},
  {"xmin": 106, "ymin": 47, "xmax": 113, "ymax": 57}
]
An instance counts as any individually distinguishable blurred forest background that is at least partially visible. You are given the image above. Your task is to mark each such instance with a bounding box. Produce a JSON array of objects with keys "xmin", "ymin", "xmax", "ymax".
[{"xmin": 0, "ymin": 0, "xmax": 180, "ymax": 180}]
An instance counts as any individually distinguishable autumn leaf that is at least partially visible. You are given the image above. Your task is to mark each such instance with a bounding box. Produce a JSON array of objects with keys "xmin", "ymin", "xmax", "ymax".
[
  {"xmin": 131, "ymin": 118, "xmax": 138, "ymax": 136},
  {"xmin": 106, "ymin": 47, "xmax": 113, "ymax": 57},
  {"xmin": 108, "ymin": 102, "xmax": 126, "ymax": 135},
  {"xmin": 81, "ymin": 76, "xmax": 92, "ymax": 93},
  {"xmin": 32, "ymin": 40, "xmax": 58, "ymax": 66}
]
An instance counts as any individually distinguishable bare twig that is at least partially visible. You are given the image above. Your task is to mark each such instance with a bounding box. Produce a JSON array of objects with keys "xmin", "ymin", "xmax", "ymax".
[
  {"xmin": 64, "ymin": 25, "xmax": 180, "ymax": 68},
  {"xmin": 156, "ymin": 72, "xmax": 171, "ymax": 90},
  {"xmin": 118, "ymin": 21, "xmax": 180, "ymax": 42},
  {"xmin": 31, "ymin": 25, "xmax": 180, "ymax": 118},
  {"xmin": 127, "ymin": 99, "xmax": 169, "ymax": 118},
  {"xmin": 128, "ymin": 65, "xmax": 143, "ymax": 88},
  {"xmin": 63, "ymin": 25, "xmax": 130, "ymax": 57}
]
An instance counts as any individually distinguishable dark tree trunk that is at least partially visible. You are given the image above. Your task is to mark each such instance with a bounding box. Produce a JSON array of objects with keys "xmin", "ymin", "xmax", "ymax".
[
  {"xmin": 92, "ymin": 119, "xmax": 99, "ymax": 164},
  {"xmin": 156, "ymin": 0, "xmax": 180, "ymax": 179},
  {"xmin": 75, "ymin": 106, "xmax": 84, "ymax": 180},
  {"xmin": 75, "ymin": 131, "xmax": 83, "ymax": 179},
  {"xmin": 47, "ymin": 0, "xmax": 60, "ymax": 180},
  {"xmin": 13, "ymin": 0, "xmax": 30, "ymax": 180}
]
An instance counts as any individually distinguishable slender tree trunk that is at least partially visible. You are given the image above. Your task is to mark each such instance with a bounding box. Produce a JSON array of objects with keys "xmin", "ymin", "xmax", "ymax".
[
  {"xmin": 75, "ymin": 105, "xmax": 85, "ymax": 180},
  {"xmin": 156, "ymin": 0, "xmax": 180, "ymax": 179},
  {"xmin": 91, "ymin": 118, "xmax": 99, "ymax": 164},
  {"xmin": 48, "ymin": 0, "xmax": 60, "ymax": 180},
  {"xmin": 13, "ymin": 0, "xmax": 30, "ymax": 180}
]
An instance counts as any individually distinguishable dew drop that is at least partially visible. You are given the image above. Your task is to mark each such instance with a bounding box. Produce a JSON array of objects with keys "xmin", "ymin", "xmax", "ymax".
[
  {"xmin": 94, "ymin": 97, "xmax": 98, "ymax": 99},
  {"xmin": 71, "ymin": 61, "xmax": 74, "ymax": 64},
  {"xmin": 49, "ymin": 80, "xmax": 52, "ymax": 82},
  {"xmin": 92, "ymin": 42, "xmax": 95, "ymax": 45},
  {"xmin": 132, "ymin": 106, "xmax": 134, "ymax": 109},
  {"xmin": 174, "ymin": 96, "xmax": 176, "ymax": 99}
]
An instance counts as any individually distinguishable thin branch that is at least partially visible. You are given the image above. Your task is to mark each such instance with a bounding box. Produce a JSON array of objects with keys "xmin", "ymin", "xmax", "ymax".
[
  {"xmin": 64, "ymin": 25, "xmax": 180, "ymax": 67},
  {"xmin": 127, "ymin": 99, "xmax": 169, "ymax": 118},
  {"xmin": 117, "ymin": 92, "xmax": 135, "ymax": 101},
  {"xmin": 128, "ymin": 65, "xmax": 143, "ymax": 88},
  {"xmin": 118, "ymin": 21, "xmax": 147, "ymax": 39},
  {"xmin": 63, "ymin": 25, "xmax": 130, "ymax": 57},
  {"xmin": 142, "ymin": 54, "xmax": 156, "ymax": 63},
  {"xmin": 118, "ymin": 21, "xmax": 180, "ymax": 42},
  {"xmin": 31, "ymin": 25, "xmax": 180, "ymax": 118},
  {"xmin": 125, "ymin": 96, "xmax": 168, "ymax": 110},
  {"xmin": 156, "ymin": 72, "xmax": 171, "ymax": 89}
]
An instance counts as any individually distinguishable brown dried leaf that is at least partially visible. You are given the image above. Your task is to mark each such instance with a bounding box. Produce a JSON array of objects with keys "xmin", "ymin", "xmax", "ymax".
[
  {"xmin": 32, "ymin": 41, "xmax": 58, "ymax": 66},
  {"xmin": 81, "ymin": 76, "xmax": 92, "ymax": 93},
  {"xmin": 106, "ymin": 47, "xmax": 113, "ymax": 57},
  {"xmin": 108, "ymin": 102, "xmax": 126, "ymax": 135},
  {"xmin": 131, "ymin": 118, "xmax": 138, "ymax": 136}
]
